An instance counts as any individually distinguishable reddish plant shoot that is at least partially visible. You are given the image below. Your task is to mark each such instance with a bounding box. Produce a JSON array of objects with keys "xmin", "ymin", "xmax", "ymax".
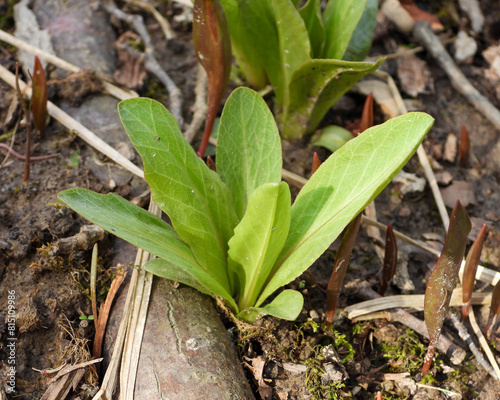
[
  {"xmin": 458, "ymin": 124, "xmax": 470, "ymax": 168},
  {"xmin": 484, "ymin": 280, "xmax": 500, "ymax": 338},
  {"xmin": 311, "ymin": 152, "xmax": 321, "ymax": 175},
  {"xmin": 379, "ymin": 223, "xmax": 397, "ymax": 296},
  {"xmin": 31, "ymin": 56, "xmax": 48, "ymax": 135},
  {"xmin": 206, "ymin": 155, "xmax": 216, "ymax": 171},
  {"xmin": 193, "ymin": 0, "xmax": 231, "ymax": 157},
  {"xmin": 325, "ymin": 213, "xmax": 362, "ymax": 325},
  {"xmin": 376, "ymin": 392, "xmax": 383, "ymax": 400},
  {"xmin": 359, "ymin": 93, "xmax": 373, "ymax": 135},
  {"xmin": 462, "ymin": 224, "xmax": 487, "ymax": 322},
  {"xmin": 422, "ymin": 200, "xmax": 471, "ymax": 375}
]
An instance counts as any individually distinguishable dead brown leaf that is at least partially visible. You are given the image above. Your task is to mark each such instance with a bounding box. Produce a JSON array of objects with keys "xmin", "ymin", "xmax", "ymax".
[
  {"xmin": 113, "ymin": 31, "xmax": 147, "ymax": 89},
  {"xmin": 397, "ymin": 51, "xmax": 434, "ymax": 97}
]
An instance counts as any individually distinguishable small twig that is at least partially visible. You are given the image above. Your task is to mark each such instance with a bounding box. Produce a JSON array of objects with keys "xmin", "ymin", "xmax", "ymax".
[
  {"xmin": 184, "ymin": 64, "xmax": 208, "ymax": 143},
  {"xmin": 345, "ymin": 288, "xmax": 492, "ymax": 319},
  {"xmin": 345, "ymin": 280, "xmax": 466, "ymax": 365},
  {"xmin": 90, "ymin": 244, "xmax": 99, "ymax": 331},
  {"xmin": 413, "ymin": 21, "xmax": 500, "ymax": 132},
  {"xmin": 0, "ymin": 143, "xmax": 59, "ymax": 161},
  {"xmin": 448, "ymin": 312, "xmax": 499, "ymax": 380},
  {"xmin": 99, "ymin": 3, "xmax": 183, "ymax": 125},
  {"xmin": 124, "ymin": 0, "xmax": 176, "ymax": 40}
]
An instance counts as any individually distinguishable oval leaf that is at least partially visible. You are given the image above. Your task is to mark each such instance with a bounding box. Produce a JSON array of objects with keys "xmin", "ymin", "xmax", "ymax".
[
  {"xmin": 257, "ymin": 112, "xmax": 434, "ymax": 307},
  {"xmin": 227, "ymin": 182, "xmax": 291, "ymax": 311},
  {"xmin": 237, "ymin": 290, "xmax": 304, "ymax": 323},
  {"xmin": 118, "ymin": 98, "xmax": 238, "ymax": 292},
  {"xmin": 217, "ymin": 87, "xmax": 282, "ymax": 219}
]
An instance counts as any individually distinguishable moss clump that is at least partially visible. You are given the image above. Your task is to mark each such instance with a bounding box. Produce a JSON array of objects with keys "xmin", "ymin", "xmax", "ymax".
[
  {"xmin": 378, "ymin": 328, "xmax": 427, "ymax": 374},
  {"xmin": 305, "ymin": 348, "xmax": 348, "ymax": 400}
]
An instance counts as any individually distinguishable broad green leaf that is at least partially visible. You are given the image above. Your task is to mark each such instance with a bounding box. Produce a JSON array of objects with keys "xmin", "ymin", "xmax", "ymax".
[
  {"xmin": 227, "ymin": 182, "xmax": 291, "ymax": 311},
  {"xmin": 239, "ymin": 0, "xmax": 310, "ymax": 107},
  {"xmin": 237, "ymin": 290, "xmax": 303, "ymax": 323},
  {"xmin": 281, "ymin": 58, "xmax": 383, "ymax": 139},
  {"xmin": 311, "ymin": 125, "xmax": 354, "ymax": 153},
  {"xmin": 145, "ymin": 258, "xmax": 238, "ymax": 312},
  {"xmin": 220, "ymin": 0, "xmax": 267, "ymax": 88},
  {"xmin": 323, "ymin": 0, "xmax": 368, "ymax": 60},
  {"xmin": 299, "ymin": 0, "xmax": 325, "ymax": 58},
  {"xmin": 257, "ymin": 113, "xmax": 434, "ymax": 306},
  {"xmin": 343, "ymin": 0, "xmax": 378, "ymax": 61},
  {"xmin": 118, "ymin": 98, "xmax": 238, "ymax": 292},
  {"xmin": 217, "ymin": 88, "xmax": 282, "ymax": 219},
  {"xmin": 422, "ymin": 201, "xmax": 470, "ymax": 374}
]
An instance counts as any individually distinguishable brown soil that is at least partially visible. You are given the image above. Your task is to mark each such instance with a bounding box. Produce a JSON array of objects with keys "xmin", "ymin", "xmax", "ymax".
[{"xmin": 1, "ymin": 1, "xmax": 500, "ymax": 399}]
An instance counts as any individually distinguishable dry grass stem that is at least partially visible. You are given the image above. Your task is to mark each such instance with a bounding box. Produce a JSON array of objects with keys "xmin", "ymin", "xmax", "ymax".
[
  {"xmin": 184, "ymin": 64, "xmax": 208, "ymax": 143},
  {"xmin": 0, "ymin": 64, "xmax": 144, "ymax": 178},
  {"xmin": 345, "ymin": 289, "xmax": 492, "ymax": 319},
  {"xmin": 99, "ymin": 3, "xmax": 183, "ymax": 124},
  {"xmin": 0, "ymin": 29, "xmax": 138, "ymax": 101}
]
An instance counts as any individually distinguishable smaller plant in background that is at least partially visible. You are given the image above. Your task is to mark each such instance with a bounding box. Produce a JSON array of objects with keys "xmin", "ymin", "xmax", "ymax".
[
  {"xmin": 58, "ymin": 88, "xmax": 433, "ymax": 323},
  {"xmin": 220, "ymin": 0, "xmax": 381, "ymax": 139}
]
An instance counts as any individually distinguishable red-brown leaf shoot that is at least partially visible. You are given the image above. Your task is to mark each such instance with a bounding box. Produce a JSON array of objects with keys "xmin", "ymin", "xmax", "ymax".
[
  {"xmin": 206, "ymin": 155, "xmax": 216, "ymax": 171},
  {"xmin": 484, "ymin": 280, "xmax": 500, "ymax": 339},
  {"xmin": 458, "ymin": 124, "xmax": 470, "ymax": 168},
  {"xmin": 326, "ymin": 213, "xmax": 362, "ymax": 325},
  {"xmin": 462, "ymin": 224, "xmax": 487, "ymax": 322},
  {"xmin": 193, "ymin": 0, "xmax": 232, "ymax": 157},
  {"xmin": 422, "ymin": 200, "xmax": 471, "ymax": 375},
  {"xmin": 31, "ymin": 56, "xmax": 48, "ymax": 135},
  {"xmin": 359, "ymin": 93, "xmax": 373, "ymax": 134},
  {"xmin": 311, "ymin": 152, "xmax": 321, "ymax": 176},
  {"xmin": 379, "ymin": 223, "xmax": 397, "ymax": 296}
]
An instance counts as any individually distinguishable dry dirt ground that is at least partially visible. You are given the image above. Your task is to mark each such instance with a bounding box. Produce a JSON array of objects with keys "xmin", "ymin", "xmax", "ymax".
[{"xmin": 2, "ymin": 0, "xmax": 500, "ymax": 399}]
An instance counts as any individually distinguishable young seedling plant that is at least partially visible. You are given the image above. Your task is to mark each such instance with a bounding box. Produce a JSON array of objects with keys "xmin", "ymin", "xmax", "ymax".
[
  {"xmin": 58, "ymin": 87, "xmax": 433, "ymax": 323},
  {"xmin": 220, "ymin": 0, "xmax": 381, "ymax": 139},
  {"xmin": 422, "ymin": 201, "xmax": 471, "ymax": 375}
]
